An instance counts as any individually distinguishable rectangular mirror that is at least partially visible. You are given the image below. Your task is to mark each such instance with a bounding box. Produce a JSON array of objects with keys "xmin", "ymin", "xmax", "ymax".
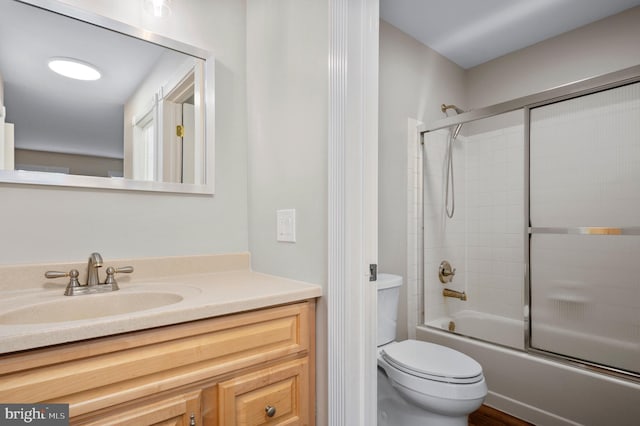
[{"xmin": 0, "ymin": 0, "xmax": 215, "ymax": 194}]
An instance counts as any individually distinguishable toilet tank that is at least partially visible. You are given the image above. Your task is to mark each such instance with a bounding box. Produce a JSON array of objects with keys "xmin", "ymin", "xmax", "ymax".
[{"xmin": 377, "ymin": 273, "xmax": 403, "ymax": 346}]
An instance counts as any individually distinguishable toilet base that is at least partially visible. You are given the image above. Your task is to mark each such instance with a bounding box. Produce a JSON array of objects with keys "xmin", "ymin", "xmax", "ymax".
[{"xmin": 378, "ymin": 367, "xmax": 473, "ymax": 426}]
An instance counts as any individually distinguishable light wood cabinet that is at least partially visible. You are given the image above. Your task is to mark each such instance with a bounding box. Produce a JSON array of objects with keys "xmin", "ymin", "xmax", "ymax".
[{"xmin": 0, "ymin": 300, "xmax": 315, "ymax": 426}]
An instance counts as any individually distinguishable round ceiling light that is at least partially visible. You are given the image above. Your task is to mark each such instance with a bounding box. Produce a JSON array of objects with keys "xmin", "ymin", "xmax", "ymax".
[{"xmin": 48, "ymin": 57, "xmax": 101, "ymax": 81}]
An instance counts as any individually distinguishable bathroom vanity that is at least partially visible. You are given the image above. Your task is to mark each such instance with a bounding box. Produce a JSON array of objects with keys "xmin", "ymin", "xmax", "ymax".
[{"xmin": 0, "ymin": 253, "xmax": 321, "ymax": 425}]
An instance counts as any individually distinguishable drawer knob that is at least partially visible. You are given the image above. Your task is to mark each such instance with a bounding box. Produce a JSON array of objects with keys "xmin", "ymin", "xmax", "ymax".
[{"xmin": 265, "ymin": 405, "xmax": 277, "ymax": 417}]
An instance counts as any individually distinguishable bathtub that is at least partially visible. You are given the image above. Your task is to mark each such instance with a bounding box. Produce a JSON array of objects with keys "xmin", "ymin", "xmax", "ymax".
[
  {"xmin": 427, "ymin": 310, "xmax": 525, "ymax": 350},
  {"xmin": 418, "ymin": 310, "xmax": 640, "ymax": 426}
]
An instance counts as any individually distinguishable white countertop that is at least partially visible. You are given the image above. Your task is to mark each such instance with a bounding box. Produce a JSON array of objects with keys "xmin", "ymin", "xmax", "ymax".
[{"xmin": 0, "ymin": 269, "xmax": 322, "ymax": 354}]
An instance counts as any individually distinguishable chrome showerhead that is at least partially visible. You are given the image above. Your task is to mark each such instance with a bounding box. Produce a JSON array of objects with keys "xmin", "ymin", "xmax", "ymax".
[{"xmin": 441, "ymin": 103, "xmax": 464, "ymax": 139}]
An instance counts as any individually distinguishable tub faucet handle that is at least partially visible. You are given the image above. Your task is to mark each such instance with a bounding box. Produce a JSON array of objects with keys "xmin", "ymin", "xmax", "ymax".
[{"xmin": 439, "ymin": 260, "xmax": 456, "ymax": 283}]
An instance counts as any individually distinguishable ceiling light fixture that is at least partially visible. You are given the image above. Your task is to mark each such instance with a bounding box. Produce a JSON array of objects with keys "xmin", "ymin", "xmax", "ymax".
[
  {"xmin": 144, "ymin": 0, "xmax": 171, "ymax": 18},
  {"xmin": 48, "ymin": 57, "xmax": 101, "ymax": 81}
]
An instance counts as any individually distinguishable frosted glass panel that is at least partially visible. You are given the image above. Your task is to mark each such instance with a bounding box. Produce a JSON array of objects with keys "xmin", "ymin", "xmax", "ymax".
[
  {"xmin": 530, "ymin": 82, "xmax": 640, "ymax": 227},
  {"xmin": 530, "ymin": 83, "xmax": 640, "ymax": 374},
  {"xmin": 530, "ymin": 234, "xmax": 640, "ymax": 373}
]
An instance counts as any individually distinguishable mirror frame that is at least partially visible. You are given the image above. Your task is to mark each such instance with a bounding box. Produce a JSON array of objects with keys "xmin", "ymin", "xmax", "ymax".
[{"xmin": 0, "ymin": 0, "xmax": 215, "ymax": 194}]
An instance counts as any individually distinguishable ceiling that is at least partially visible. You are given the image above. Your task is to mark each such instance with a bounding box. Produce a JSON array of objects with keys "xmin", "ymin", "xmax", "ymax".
[{"xmin": 380, "ymin": 0, "xmax": 640, "ymax": 69}]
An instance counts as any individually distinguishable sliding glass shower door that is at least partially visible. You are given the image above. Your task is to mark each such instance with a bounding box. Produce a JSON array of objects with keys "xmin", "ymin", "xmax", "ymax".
[
  {"xmin": 529, "ymin": 82, "xmax": 640, "ymax": 375},
  {"xmin": 419, "ymin": 67, "xmax": 640, "ymax": 378}
]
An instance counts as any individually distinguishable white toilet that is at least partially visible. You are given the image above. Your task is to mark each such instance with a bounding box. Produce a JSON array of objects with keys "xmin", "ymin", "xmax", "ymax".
[{"xmin": 377, "ymin": 273, "xmax": 487, "ymax": 426}]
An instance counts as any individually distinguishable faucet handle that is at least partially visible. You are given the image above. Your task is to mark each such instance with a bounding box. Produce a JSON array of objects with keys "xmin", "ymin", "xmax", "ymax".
[
  {"xmin": 45, "ymin": 270, "xmax": 71, "ymax": 279},
  {"xmin": 104, "ymin": 266, "xmax": 134, "ymax": 289},
  {"xmin": 45, "ymin": 269, "xmax": 80, "ymax": 283},
  {"xmin": 45, "ymin": 269, "xmax": 82, "ymax": 296},
  {"xmin": 438, "ymin": 260, "xmax": 456, "ymax": 283}
]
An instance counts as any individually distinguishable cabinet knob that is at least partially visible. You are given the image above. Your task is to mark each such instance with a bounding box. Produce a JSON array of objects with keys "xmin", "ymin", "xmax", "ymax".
[
  {"xmin": 189, "ymin": 413, "xmax": 196, "ymax": 425},
  {"xmin": 265, "ymin": 405, "xmax": 276, "ymax": 417}
]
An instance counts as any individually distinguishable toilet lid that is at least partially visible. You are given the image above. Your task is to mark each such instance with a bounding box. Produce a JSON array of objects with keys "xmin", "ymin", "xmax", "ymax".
[{"xmin": 381, "ymin": 340, "xmax": 483, "ymax": 384}]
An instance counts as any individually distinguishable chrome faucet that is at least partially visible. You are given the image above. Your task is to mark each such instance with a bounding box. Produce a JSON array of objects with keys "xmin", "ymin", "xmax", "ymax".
[
  {"xmin": 86, "ymin": 252, "xmax": 103, "ymax": 286},
  {"xmin": 44, "ymin": 252, "xmax": 134, "ymax": 296},
  {"xmin": 443, "ymin": 288, "xmax": 467, "ymax": 301}
]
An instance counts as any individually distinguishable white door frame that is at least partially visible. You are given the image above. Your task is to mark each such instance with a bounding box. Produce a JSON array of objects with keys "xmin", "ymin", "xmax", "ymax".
[{"xmin": 328, "ymin": 0, "xmax": 379, "ymax": 424}]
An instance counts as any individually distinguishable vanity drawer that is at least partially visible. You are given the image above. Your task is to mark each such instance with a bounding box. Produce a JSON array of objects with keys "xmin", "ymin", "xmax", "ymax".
[{"xmin": 218, "ymin": 358, "xmax": 310, "ymax": 425}]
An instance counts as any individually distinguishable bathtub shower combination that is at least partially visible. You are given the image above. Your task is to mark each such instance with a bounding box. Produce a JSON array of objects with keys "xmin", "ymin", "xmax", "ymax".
[{"xmin": 412, "ymin": 66, "xmax": 640, "ymax": 423}]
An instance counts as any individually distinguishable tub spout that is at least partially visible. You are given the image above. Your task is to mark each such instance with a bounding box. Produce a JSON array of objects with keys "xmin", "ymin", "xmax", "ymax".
[{"xmin": 443, "ymin": 288, "xmax": 467, "ymax": 301}]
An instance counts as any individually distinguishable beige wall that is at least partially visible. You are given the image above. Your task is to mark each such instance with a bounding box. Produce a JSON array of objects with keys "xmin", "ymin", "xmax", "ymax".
[
  {"xmin": 246, "ymin": 0, "xmax": 328, "ymax": 286},
  {"xmin": 467, "ymin": 6, "xmax": 640, "ymax": 108},
  {"xmin": 246, "ymin": 0, "xmax": 329, "ymax": 422},
  {"xmin": 378, "ymin": 20, "xmax": 466, "ymax": 340},
  {"xmin": 0, "ymin": 0, "xmax": 249, "ymax": 264}
]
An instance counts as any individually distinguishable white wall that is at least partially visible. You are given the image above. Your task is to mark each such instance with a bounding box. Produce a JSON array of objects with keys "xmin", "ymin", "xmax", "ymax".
[
  {"xmin": 246, "ymin": 0, "xmax": 328, "ymax": 286},
  {"xmin": 245, "ymin": 0, "xmax": 328, "ymax": 423},
  {"xmin": 467, "ymin": 6, "xmax": 640, "ymax": 108},
  {"xmin": 0, "ymin": 0, "xmax": 249, "ymax": 265},
  {"xmin": 378, "ymin": 20, "xmax": 466, "ymax": 339}
]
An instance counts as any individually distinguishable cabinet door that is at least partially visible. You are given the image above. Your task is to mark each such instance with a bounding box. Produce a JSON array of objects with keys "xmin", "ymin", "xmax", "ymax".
[
  {"xmin": 218, "ymin": 358, "xmax": 309, "ymax": 425},
  {"xmin": 76, "ymin": 390, "xmax": 201, "ymax": 426}
]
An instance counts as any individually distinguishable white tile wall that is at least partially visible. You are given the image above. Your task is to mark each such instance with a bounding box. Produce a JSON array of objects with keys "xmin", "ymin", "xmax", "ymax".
[
  {"xmin": 409, "ymin": 115, "xmax": 526, "ymax": 348},
  {"xmin": 464, "ymin": 124, "xmax": 525, "ymax": 321}
]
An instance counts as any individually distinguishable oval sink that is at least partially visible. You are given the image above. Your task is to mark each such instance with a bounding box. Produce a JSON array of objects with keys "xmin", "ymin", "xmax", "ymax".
[{"xmin": 0, "ymin": 292, "xmax": 183, "ymax": 325}]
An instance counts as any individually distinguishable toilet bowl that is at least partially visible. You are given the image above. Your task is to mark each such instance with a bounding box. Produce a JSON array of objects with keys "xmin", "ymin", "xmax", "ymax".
[
  {"xmin": 376, "ymin": 274, "xmax": 487, "ymax": 425},
  {"xmin": 378, "ymin": 340, "xmax": 487, "ymax": 425}
]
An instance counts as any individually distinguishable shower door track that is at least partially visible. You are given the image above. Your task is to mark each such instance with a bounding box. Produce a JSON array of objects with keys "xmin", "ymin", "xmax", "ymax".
[
  {"xmin": 527, "ymin": 347, "xmax": 640, "ymax": 383},
  {"xmin": 418, "ymin": 63, "xmax": 640, "ymax": 384},
  {"xmin": 418, "ymin": 64, "xmax": 640, "ymax": 136}
]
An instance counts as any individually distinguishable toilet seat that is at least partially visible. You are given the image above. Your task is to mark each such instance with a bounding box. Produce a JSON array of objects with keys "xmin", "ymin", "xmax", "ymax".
[
  {"xmin": 378, "ymin": 340, "xmax": 487, "ymax": 402},
  {"xmin": 380, "ymin": 340, "xmax": 483, "ymax": 384}
]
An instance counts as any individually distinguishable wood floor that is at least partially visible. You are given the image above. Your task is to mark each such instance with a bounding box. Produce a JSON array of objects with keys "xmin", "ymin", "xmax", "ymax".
[{"xmin": 469, "ymin": 405, "xmax": 534, "ymax": 426}]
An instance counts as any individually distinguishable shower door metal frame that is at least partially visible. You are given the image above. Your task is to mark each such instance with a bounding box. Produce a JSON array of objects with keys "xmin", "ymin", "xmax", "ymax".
[
  {"xmin": 419, "ymin": 63, "xmax": 640, "ymax": 382},
  {"xmin": 418, "ymin": 64, "xmax": 640, "ymax": 135}
]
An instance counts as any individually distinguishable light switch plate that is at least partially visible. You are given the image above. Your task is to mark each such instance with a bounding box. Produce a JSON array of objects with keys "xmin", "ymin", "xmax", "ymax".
[{"xmin": 277, "ymin": 209, "xmax": 296, "ymax": 243}]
